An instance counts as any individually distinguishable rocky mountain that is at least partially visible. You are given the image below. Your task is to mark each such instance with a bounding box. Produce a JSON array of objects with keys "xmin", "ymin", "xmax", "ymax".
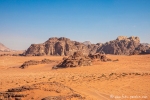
[
  {"xmin": 83, "ymin": 41, "xmax": 91, "ymax": 45},
  {"xmin": 97, "ymin": 36, "xmax": 139, "ymax": 55},
  {"xmin": 24, "ymin": 36, "xmax": 150, "ymax": 56},
  {"xmin": 25, "ymin": 37, "xmax": 99, "ymax": 56},
  {"xmin": 0, "ymin": 43, "xmax": 11, "ymax": 52},
  {"xmin": 141, "ymin": 43, "xmax": 150, "ymax": 47}
]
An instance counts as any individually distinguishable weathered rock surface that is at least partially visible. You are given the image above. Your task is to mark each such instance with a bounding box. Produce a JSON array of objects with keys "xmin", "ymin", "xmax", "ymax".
[
  {"xmin": 1, "ymin": 82, "xmax": 85, "ymax": 100},
  {"xmin": 24, "ymin": 36, "xmax": 150, "ymax": 56},
  {"xmin": 55, "ymin": 51, "xmax": 111, "ymax": 69},
  {"xmin": 141, "ymin": 43, "xmax": 150, "ymax": 47},
  {"xmin": 97, "ymin": 36, "xmax": 150, "ymax": 55},
  {"xmin": 56, "ymin": 51, "xmax": 92, "ymax": 68},
  {"xmin": 83, "ymin": 41, "xmax": 91, "ymax": 45},
  {"xmin": 0, "ymin": 92, "xmax": 27, "ymax": 100},
  {"xmin": 41, "ymin": 94, "xmax": 85, "ymax": 100},
  {"xmin": 20, "ymin": 59, "xmax": 55, "ymax": 69},
  {"xmin": 8, "ymin": 85, "xmax": 37, "ymax": 92},
  {"xmin": 88, "ymin": 53, "xmax": 111, "ymax": 62},
  {"xmin": 24, "ymin": 37, "xmax": 99, "ymax": 56},
  {"xmin": 41, "ymin": 96, "xmax": 65, "ymax": 100}
]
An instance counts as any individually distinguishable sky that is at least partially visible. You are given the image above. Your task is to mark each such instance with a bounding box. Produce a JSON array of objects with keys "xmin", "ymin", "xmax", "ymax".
[{"xmin": 0, "ymin": 0, "xmax": 150, "ymax": 50}]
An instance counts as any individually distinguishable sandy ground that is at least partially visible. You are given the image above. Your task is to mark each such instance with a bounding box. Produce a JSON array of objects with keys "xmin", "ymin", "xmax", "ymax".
[{"xmin": 0, "ymin": 55, "xmax": 150, "ymax": 100}]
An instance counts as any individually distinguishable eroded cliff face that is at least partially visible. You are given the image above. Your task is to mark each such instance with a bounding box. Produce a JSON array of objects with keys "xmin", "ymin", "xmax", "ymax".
[
  {"xmin": 96, "ymin": 36, "xmax": 142, "ymax": 55},
  {"xmin": 25, "ymin": 37, "xmax": 99, "ymax": 56},
  {"xmin": 24, "ymin": 36, "xmax": 150, "ymax": 56}
]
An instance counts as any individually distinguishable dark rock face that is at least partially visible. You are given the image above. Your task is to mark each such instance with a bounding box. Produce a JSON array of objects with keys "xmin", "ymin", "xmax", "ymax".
[
  {"xmin": 25, "ymin": 37, "xmax": 99, "ymax": 56},
  {"xmin": 83, "ymin": 41, "xmax": 91, "ymax": 45},
  {"xmin": 135, "ymin": 44, "xmax": 150, "ymax": 54},
  {"xmin": 0, "ymin": 92, "xmax": 27, "ymax": 100},
  {"xmin": 24, "ymin": 36, "xmax": 150, "ymax": 56},
  {"xmin": 88, "ymin": 53, "xmax": 110, "ymax": 62},
  {"xmin": 20, "ymin": 59, "xmax": 55, "ymax": 69},
  {"xmin": 56, "ymin": 51, "xmax": 92, "ymax": 68},
  {"xmin": 41, "ymin": 96, "xmax": 64, "ymax": 100},
  {"xmin": 97, "ymin": 36, "xmax": 149, "ymax": 55},
  {"xmin": 7, "ymin": 85, "xmax": 36, "ymax": 92},
  {"xmin": 141, "ymin": 43, "xmax": 150, "ymax": 47},
  {"xmin": 41, "ymin": 94, "xmax": 85, "ymax": 100},
  {"xmin": 1, "ymin": 81, "xmax": 85, "ymax": 100},
  {"xmin": 55, "ymin": 51, "xmax": 112, "ymax": 69}
]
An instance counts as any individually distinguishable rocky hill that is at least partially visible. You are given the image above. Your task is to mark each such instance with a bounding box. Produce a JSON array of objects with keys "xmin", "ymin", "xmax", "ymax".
[
  {"xmin": 97, "ymin": 36, "xmax": 145, "ymax": 55},
  {"xmin": 24, "ymin": 36, "xmax": 150, "ymax": 56},
  {"xmin": 25, "ymin": 37, "xmax": 99, "ymax": 56},
  {"xmin": 83, "ymin": 41, "xmax": 91, "ymax": 45},
  {"xmin": 0, "ymin": 43, "xmax": 11, "ymax": 52},
  {"xmin": 141, "ymin": 43, "xmax": 150, "ymax": 47}
]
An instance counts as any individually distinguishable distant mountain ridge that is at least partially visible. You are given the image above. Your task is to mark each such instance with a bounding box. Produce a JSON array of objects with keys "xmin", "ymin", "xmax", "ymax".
[
  {"xmin": 24, "ymin": 37, "xmax": 99, "ymax": 56},
  {"xmin": 83, "ymin": 41, "xmax": 91, "ymax": 45},
  {"xmin": 97, "ymin": 36, "xmax": 150, "ymax": 55},
  {"xmin": 24, "ymin": 36, "xmax": 150, "ymax": 56},
  {"xmin": 141, "ymin": 43, "xmax": 150, "ymax": 47},
  {"xmin": 0, "ymin": 43, "xmax": 11, "ymax": 52}
]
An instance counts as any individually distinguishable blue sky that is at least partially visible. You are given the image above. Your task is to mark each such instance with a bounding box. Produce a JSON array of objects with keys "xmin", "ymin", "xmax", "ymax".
[{"xmin": 0, "ymin": 0, "xmax": 150, "ymax": 50}]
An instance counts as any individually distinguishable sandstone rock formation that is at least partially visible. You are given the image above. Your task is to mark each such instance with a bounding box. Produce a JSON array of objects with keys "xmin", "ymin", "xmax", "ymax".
[
  {"xmin": 141, "ymin": 43, "xmax": 150, "ymax": 47},
  {"xmin": 56, "ymin": 51, "xmax": 92, "ymax": 68},
  {"xmin": 88, "ymin": 53, "xmax": 111, "ymax": 62},
  {"xmin": 1, "ymin": 81, "xmax": 85, "ymax": 100},
  {"xmin": 24, "ymin": 36, "xmax": 150, "ymax": 56},
  {"xmin": 83, "ymin": 41, "xmax": 91, "ymax": 45},
  {"xmin": 55, "ymin": 51, "xmax": 112, "ymax": 69},
  {"xmin": 25, "ymin": 37, "xmax": 99, "ymax": 56},
  {"xmin": 20, "ymin": 59, "xmax": 55, "ymax": 69},
  {"xmin": 97, "ymin": 36, "xmax": 150, "ymax": 55}
]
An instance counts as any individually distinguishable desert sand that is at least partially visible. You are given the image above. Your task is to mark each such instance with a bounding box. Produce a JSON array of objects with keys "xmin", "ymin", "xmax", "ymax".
[{"xmin": 0, "ymin": 54, "xmax": 150, "ymax": 100}]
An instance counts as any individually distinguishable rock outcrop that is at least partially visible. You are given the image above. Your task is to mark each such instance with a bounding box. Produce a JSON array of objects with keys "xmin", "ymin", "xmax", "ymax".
[
  {"xmin": 88, "ymin": 53, "xmax": 111, "ymax": 62},
  {"xmin": 24, "ymin": 36, "xmax": 150, "ymax": 56},
  {"xmin": 97, "ymin": 36, "xmax": 150, "ymax": 55},
  {"xmin": 25, "ymin": 37, "xmax": 99, "ymax": 56},
  {"xmin": 55, "ymin": 51, "xmax": 112, "ymax": 69},
  {"xmin": 141, "ymin": 43, "xmax": 150, "ymax": 47},
  {"xmin": 1, "ymin": 82, "xmax": 85, "ymax": 100},
  {"xmin": 56, "ymin": 51, "xmax": 92, "ymax": 68},
  {"xmin": 20, "ymin": 59, "xmax": 55, "ymax": 69},
  {"xmin": 83, "ymin": 41, "xmax": 91, "ymax": 45}
]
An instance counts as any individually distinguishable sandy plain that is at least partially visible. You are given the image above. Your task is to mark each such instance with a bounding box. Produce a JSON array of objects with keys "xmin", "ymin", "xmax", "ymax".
[{"xmin": 0, "ymin": 54, "xmax": 150, "ymax": 100}]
